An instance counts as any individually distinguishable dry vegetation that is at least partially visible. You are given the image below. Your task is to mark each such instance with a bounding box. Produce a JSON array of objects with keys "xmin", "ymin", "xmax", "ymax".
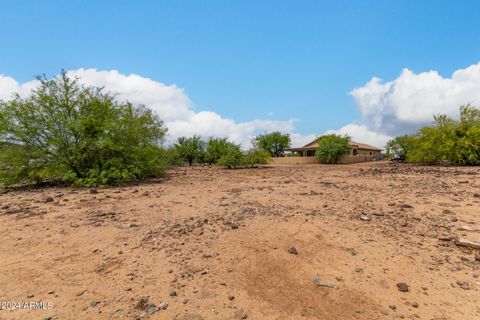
[{"xmin": 0, "ymin": 162, "xmax": 479, "ymax": 320}]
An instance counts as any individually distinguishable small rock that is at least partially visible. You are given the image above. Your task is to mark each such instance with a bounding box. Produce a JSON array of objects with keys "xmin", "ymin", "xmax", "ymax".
[
  {"xmin": 455, "ymin": 238, "xmax": 480, "ymax": 249},
  {"xmin": 475, "ymin": 254, "xmax": 480, "ymax": 262},
  {"xmin": 389, "ymin": 304, "xmax": 396, "ymax": 310},
  {"xmin": 90, "ymin": 300, "xmax": 100, "ymax": 308},
  {"xmin": 473, "ymin": 193, "xmax": 480, "ymax": 198},
  {"xmin": 397, "ymin": 282, "xmax": 409, "ymax": 292},
  {"xmin": 228, "ymin": 295, "xmax": 235, "ymax": 300},
  {"xmin": 359, "ymin": 214, "xmax": 371, "ymax": 221},
  {"xmin": 143, "ymin": 191, "xmax": 150, "ymax": 196},
  {"xmin": 313, "ymin": 277, "xmax": 338, "ymax": 289},
  {"xmin": 288, "ymin": 247, "xmax": 298, "ymax": 255},
  {"xmin": 398, "ymin": 203, "xmax": 413, "ymax": 209},
  {"xmin": 456, "ymin": 280, "xmax": 470, "ymax": 290},
  {"xmin": 44, "ymin": 196, "xmax": 54, "ymax": 203},
  {"xmin": 412, "ymin": 301, "xmax": 419, "ymax": 308},
  {"xmin": 157, "ymin": 301, "xmax": 168, "ymax": 310},
  {"xmin": 170, "ymin": 291, "xmax": 177, "ymax": 297},
  {"xmin": 234, "ymin": 309, "xmax": 248, "ymax": 319},
  {"xmin": 147, "ymin": 307, "xmax": 156, "ymax": 315},
  {"xmin": 26, "ymin": 293, "xmax": 34, "ymax": 298},
  {"xmin": 135, "ymin": 296, "xmax": 149, "ymax": 310},
  {"xmin": 89, "ymin": 188, "xmax": 98, "ymax": 194}
]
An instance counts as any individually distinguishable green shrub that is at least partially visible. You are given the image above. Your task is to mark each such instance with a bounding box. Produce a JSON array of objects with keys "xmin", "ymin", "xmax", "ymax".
[
  {"xmin": 205, "ymin": 137, "xmax": 231, "ymax": 164},
  {"xmin": 243, "ymin": 149, "xmax": 270, "ymax": 167},
  {"xmin": 217, "ymin": 143, "xmax": 244, "ymax": 169},
  {"xmin": 315, "ymin": 134, "xmax": 350, "ymax": 164},
  {"xmin": 399, "ymin": 105, "xmax": 480, "ymax": 165},
  {"xmin": 0, "ymin": 71, "xmax": 167, "ymax": 186},
  {"xmin": 385, "ymin": 134, "xmax": 416, "ymax": 161},
  {"xmin": 174, "ymin": 135, "xmax": 205, "ymax": 166}
]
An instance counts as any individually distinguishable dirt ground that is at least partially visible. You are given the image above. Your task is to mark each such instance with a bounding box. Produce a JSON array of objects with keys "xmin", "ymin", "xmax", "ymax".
[{"xmin": 0, "ymin": 162, "xmax": 479, "ymax": 320}]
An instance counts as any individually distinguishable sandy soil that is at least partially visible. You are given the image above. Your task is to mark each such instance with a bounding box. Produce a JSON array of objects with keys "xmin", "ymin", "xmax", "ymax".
[{"xmin": 0, "ymin": 162, "xmax": 479, "ymax": 320}]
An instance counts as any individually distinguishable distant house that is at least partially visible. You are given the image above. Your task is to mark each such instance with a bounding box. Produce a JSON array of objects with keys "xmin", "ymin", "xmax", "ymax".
[{"xmin": 290, "ymin": 139, "xmax": 382, "ymax": 157}]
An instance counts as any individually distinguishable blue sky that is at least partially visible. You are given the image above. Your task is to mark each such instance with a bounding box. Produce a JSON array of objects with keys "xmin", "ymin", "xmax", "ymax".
[{"xmin": 1, "ymin": 1, "xmax": 480, "ymax": 147}]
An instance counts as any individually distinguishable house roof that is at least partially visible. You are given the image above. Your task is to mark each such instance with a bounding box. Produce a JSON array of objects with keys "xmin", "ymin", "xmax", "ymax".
[{"xmin": 290, "ymin": 138, "xmax": 382, "ymax": 151}]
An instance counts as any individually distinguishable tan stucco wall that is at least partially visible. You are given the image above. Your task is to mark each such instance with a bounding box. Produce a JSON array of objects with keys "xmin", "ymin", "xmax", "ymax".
[
  {"xmin": 270, "ymin": 155, "xmax": 374, "ymax": 165},
  {"xmin": 351, "ymin": 149, "xmax": 380, "ymax": 156},
  {"xmin": 270, "ymin": 157, "xmax": 321, "ymax": 165},
  {"xmin": 340, "ymin": 155, "xmax": 374, "ymax": 164}
]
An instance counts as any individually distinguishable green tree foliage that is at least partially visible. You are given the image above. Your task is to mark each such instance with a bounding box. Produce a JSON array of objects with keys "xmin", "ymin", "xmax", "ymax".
[
  {"xmin": 406, "ymin": 105, "xmax": 480, "ymax": 165},
  {"xmin": 162, "ymin": 146, "xmax": 184, "ymax": 166},
  {"xmin": 253, "ymin": 131, "xmax": 291, "ymax": 157},
  {"xmin": 0, "ymin": 72, "xmax": 167, "ymax": 186},
  {"xmin": 217, "ymin": 143, "xmax": 244, "ymax": 169},
  {"xmin": 315, "ymin": 134, "xmax": 350, "ymax": 164},
  {"xmin": 205, "ymin": 137, "xmax": 231, "ymax": 165},
  {"xmin": 174, "ymin": 135, "xmax": 204, "ymax": 166},
  {"xmin": 243, "ymin": 149, "xmax": 270, "ymax": 168},
  {"xmin": 385, "ymin": 134, "xmax": 416, "ymax": 161}
]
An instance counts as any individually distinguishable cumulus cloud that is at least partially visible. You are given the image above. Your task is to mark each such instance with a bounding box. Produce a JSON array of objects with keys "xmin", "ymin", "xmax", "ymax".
[
  {"xmin": 0, "ymin": 68, "xmax": 307, "ymax": 148},
  {"xmin": 327, "ymin": 123, "xmax": 392, "ymax": 148},
  {"xmin": 0, "ymin": 75, "xmax": 39, "ymax": 100},
  {"xmin": 350, "ymin": 62, "xmax": 480, "ymax": 136}
]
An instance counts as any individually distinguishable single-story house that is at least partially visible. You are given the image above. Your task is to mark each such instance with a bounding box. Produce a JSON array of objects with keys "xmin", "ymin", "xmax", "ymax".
[{"xmin": 290, "ymin": 139, "xmax": 382, "ymax": 157}]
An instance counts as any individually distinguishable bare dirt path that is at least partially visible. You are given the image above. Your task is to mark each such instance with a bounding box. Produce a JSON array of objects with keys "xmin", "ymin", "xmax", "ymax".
[{"xmin": 0, "ymin": 162, "xmax": 479, "ymax": 320}]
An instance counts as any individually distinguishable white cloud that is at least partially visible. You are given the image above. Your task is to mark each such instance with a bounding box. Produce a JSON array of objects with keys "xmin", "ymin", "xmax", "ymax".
[
  {"xmin": 0, "ymin": 75, "xmax": 39, "ymax": 100},
  {"xmin": 68, "ymin": 69, "xmax": 192, "ymax": 122},
  {"xmin": 327, "ymin": 123, "xmax": 391, "ymax": 149},
  {"xmin": 0, "ymin": 69, "xmax": 309, "ymax": 148},
  {"xmin": 350, "ymin": 62, "xmax": 480, "ymax": 136}
]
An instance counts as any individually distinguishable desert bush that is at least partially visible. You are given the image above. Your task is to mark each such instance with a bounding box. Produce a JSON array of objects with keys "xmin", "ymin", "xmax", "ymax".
[
  {"xmin": 205, "ymin": 137, "xmax": 231, "ymax": 164},
  {"xmin": 385, "ymin": 134, "xmax": 416, "ymax": 161},
  {"xmin": 243, "ymin": 149, "xmax": 270, "ymax": 167},
  {"xmin": 391, "ymin": 105, "xmax": 480, "ymax": 165},
  {"xmin": 253, "ymin": 131, "xmax": 291, "ymax": 157},
  {"xmin": 174, "ymin": 135, "xmax": 205, "ymax": 166},
  {"xmin": 0, "ymin": 71, "xmax": 167, "ymax": 186},
  {"xmin": 217, "ymin": 143, "xmax": 244, "ymax": 169},
  {"xmin": 162, "ymin": 146, "xmax": 184, "ymax": 166},
  {"xmin": 315, "ymin": 134, "xmax": 350, "ymax": 164}
]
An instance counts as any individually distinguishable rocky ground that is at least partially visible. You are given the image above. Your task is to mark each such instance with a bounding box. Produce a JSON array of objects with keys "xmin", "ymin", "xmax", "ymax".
[{"xmin": 0, "ymin": 162, "xmax": 479, "ymax": 320}]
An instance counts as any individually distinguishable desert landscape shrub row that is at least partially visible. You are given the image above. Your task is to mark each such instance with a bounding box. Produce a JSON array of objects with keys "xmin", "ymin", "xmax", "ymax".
[
  {"xmin": 0, "ymin": 73, "xmax": 275, "ymax": 187},
  {"xmin": 172, "ymin": 135, "xmax": 271, "ymax": 169}
]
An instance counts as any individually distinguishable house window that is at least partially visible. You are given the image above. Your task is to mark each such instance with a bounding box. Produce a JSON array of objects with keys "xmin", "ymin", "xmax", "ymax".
[{"xmin": 352, "ymin": 149, "xmax": 358, "ymax": 155}]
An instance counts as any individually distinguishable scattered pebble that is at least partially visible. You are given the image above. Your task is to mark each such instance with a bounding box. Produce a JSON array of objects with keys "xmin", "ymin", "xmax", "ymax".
[
  {"xmin": 288, "ymin": 247, "xmax": 298, "ymax": 255},
  {"xmin": 397, "ymin": 282, "xmax": 409, "ymax": 292}
]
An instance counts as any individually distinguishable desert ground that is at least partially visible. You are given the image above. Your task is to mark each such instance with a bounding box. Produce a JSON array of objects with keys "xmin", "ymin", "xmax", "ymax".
[{"xmin": 0, "ymin": 162, "xmax": 479, "ymax": 320}]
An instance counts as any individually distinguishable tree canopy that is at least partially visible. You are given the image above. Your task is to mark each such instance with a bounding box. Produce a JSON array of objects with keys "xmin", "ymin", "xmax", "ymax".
[
  {"xmin": 253, "ymin": 131, "xmax": 291, "ymax": 157},
  {"xmin": 0, "ymin": 71, "xmax": 167, "ymax": 186},
  {"xmin": 387, "ymin": 105, "xmax": 480, "ymax": 165},
  {"xmin": 174, "ymin": 135, "xmax": 205, "ymax": 166},
  {"xmin": 315, "ymin": 134, "xmax": 350, "ymax": 164}
]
